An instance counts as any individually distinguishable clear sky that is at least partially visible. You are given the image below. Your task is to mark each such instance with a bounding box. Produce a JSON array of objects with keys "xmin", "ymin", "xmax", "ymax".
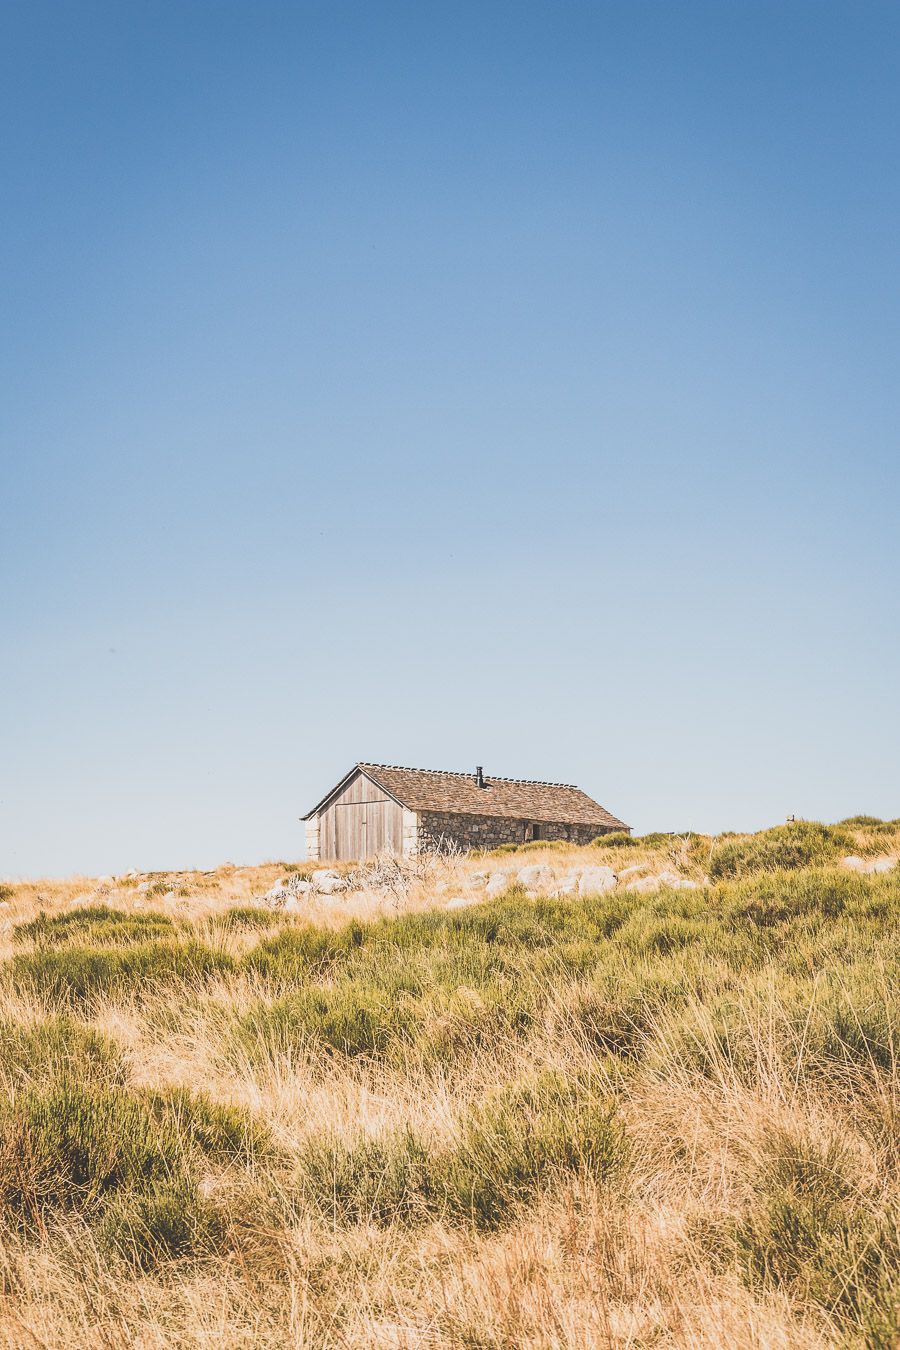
[{"xmin": 2, "ymin": 1, "xmax": 898, "ymax": 878}]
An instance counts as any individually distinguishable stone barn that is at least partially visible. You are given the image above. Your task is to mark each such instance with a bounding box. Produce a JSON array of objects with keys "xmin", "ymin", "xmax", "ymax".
[{"xmin": 302, "ymin": 763, "xmax": 629, "ymax": 862}]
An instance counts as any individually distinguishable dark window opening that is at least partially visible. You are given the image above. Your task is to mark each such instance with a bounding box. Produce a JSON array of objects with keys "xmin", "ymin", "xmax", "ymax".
[{"xmin": 524, "ymin": 822, "xmax": 543, "ymax": 842}]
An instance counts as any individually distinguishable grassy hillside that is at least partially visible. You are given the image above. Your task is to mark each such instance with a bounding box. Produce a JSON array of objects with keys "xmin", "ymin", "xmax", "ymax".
[{"xmin": 0, "ymin": 820, "xmax": 899, "ymax": 1347}]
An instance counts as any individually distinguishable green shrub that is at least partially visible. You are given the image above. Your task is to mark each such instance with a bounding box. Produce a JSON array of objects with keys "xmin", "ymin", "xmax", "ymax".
[
  {"xmin": 13, "ymin": 940, "xmax": 233, "ymax": 1004},
  {"xmin": 15, "ymin": 904, "xmax": 175, "ymax": 949},
  {"xmin": 0, "ymin": 884, "xmax": 14, "ymax": 902},
  {"xmin": 727, "ymin": 1130, "xmax": 900, "ymax": 1335},
  {"xmin": 216, "ymin": 906, "xmax": 278, "ymax": 931},
  {"xmin": 0, "ymin": 1016, "xmax": 126, "ymax": 1086},
  {"xmin": 0, "ymin": 1082, "xmax": 264, "ymax": 1268},
  {"xmin": 592, "ymin": 832, "xmax": 637, "ymax": 848},
  {"xmin": 838, "ymin": 815, "xmax": 884, "ymax": 828},
  {"xmin": 708, "ymin": 822, "xmax": 852, "ymax": 881},
  {"xmin": 442, "ymin": 1071, "xmax": 624, "ymax": 1230},
  {"xmin": 242, "ymin": 925, "xmax": 363, "ymax": 982},
  {"xmin": 144, "ymin": 1086, "xmax": 270, "ymax": 1162},
  {"xmin": 99, "ymin": 1175, "xmax": 218, "ymax": 1270},
  {"xmin": 235, "ymin": 984, "xmax": 406, "ymax": 1062},
  {"xmin": 300, "ymin": 1127, "xmax": 437, "ymax": 1227},
  {"xmin": 299, "ymin": 1070, "xmax": 624, "ymax": 1233},
  {"xmin": 0, "ymin": 1084, "xmax": 189, "ymax": 1223}
]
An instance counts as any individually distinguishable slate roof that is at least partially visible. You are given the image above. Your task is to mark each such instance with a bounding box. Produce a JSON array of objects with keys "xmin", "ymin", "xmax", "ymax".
[{"xmin": 303, "ymin": 763, "xmax": 629, "ymax": 831}]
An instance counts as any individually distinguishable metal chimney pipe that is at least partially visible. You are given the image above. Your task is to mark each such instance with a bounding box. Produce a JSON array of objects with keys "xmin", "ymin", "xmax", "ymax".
[{"xmin": 475, "ymin": 765, "xmax": 485, "ymax": 788}]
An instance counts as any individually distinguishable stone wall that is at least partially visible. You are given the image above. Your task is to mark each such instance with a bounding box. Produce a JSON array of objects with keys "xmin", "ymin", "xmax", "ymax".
[{"xmin": 414, "ymin": 811, "xmax": 609, "ymax": 854}]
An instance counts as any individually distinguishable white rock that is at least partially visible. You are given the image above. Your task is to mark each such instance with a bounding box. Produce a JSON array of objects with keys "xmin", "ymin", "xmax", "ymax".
[
  {"xmin": 617, "ymin": 864, "xmax": 647, "ymax": 879},
  {"xmin": 486, "ymin": 872, "xmax": 512, "ymax": 898},
  {"xmin": 626, "ymin": 875, "xmax": 661, "ymax": 893},
  {"xmin": 311, "ymin": 869, "xmax": 348, "ymax": 894},
  {"xmin": 554, "ymin": 869, "xmax": 581, "ymax": 896},
  {"xmin": 576, "ymin": 866, "xmax": 617, "ymax": 896},
  {"xmin": 470, "ymin": 872, "xmax": 489, "ymax": 885},
  {"xmin": 282, "ymin": 895, "xmax": 303, "ymax": 912},
  {"xmin": 842, "ymin": 855, "xmax": 897, "ymax": 875},
  {"xmin": 516, "ymin": 864, "xmax": 554, "ymax": 891},
  {"xmin": 625, "ymin": 870, "xmax": 686, "ymax": 894},
  {"xmin": 446, "ymin": 896, "xmax": 475, "ymax": 910}
]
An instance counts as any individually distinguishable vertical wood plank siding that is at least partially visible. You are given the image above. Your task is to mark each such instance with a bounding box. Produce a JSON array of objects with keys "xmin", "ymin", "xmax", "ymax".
[{"xmin": 317, "ymin": 770, "xmax": 403, "ymax": 861}]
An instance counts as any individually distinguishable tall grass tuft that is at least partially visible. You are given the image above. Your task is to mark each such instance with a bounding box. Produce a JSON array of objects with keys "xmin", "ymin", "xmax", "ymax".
[{"xmin": 708, "ymin": 821, "xmax": 853, "ymax": 880}]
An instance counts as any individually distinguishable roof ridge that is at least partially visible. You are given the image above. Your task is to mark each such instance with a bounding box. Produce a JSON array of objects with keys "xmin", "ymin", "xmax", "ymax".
[{"xmin": 359, "ymin": 762, "xmax": 581, "ymax": 790}]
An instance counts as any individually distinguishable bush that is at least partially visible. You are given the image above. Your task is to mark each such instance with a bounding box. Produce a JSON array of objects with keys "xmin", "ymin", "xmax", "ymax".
[
  {"xmin": 215, "ymin": 906, "xmax": 279, "ymax": 932},
  {"xmin": 838, "ymin": 815, "xmax": 884, "ymax": 828},
  {"xmin": 99, "ymin": 1174, "xmax": 217, "ymax": 1270},
  {"xmin": 708, "ymin": 822, "xmax": 852, "ymax": 881},
  {"xmin": 13, "ymin": 940, "xmax": 233, "ymax": 1003},
  {"xmin": 15, "ymin": 905, "xmax": 175, "ymax": 948},
  {"xmin": 144, "ymin": 1085, "xmax": 270, "ymax": 1161},
  {"xmin": 726, "ymin": 1130, "xmax": 900, "ymax": 1334},
  {"xmin": 0, "ymin": 884, "xmax": 15, "ymax": 902},
  {"xmin": 299, "ymin": 1070, "xmax": 624, "ymax": 1232},
  {"xmin": 592, "ymin": 832, "xmax": 637, "ymax": 848},
  {"xmin": 0, "ymin": 1016, "xmax": 126, "ymax": 1087},
  {"xmin": 235, "ymin": 984, "xmax": 408, "ymax": 1062},
  {"xmin": 442, "ymin": 1071, "xmax": 624, "ymax": 1230},
  {"xmin": 0, "ymin": 1081, "xmax": 267, "ymax": 1268},
  {"xmin": 0, "ymin": 1084, "xmax": 189, "ymax": 1223},
  {"xmin": 242, "ymin": 924, "xmax": 366, "ymax": 983}
]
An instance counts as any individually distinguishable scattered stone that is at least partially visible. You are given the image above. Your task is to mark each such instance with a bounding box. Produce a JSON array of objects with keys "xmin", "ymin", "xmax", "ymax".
[
  {"xmin": 625, "ymin": 875, "xmax": 660, "ymax": 893},
  {"xmin": 311, "ymin": 869, "xmax": 349, "ymax": 895},
  {"xmin": 470, "ymin": 872, "xmax": 489, "ymax": 886},
  {"xmin": 446, "ymin": 896, "xmax": 475, "ymax": 910},
  {"xmin": 486, "ymin": 872, "xmax": 512, "ymax": 898},
  {"xmin": 842, "ymin": 855, "xmax": 897, "ymax": 875},
  {"xmin": 625, "ymin": 870, "xmax": 689, "ymax": 894},
  {"xmin": 554, "ymin": 869, "xmax": 581, "ymax": 896},
  {"xmin": 617, "ymin": 864, "xmax": 647, "ymax": 879},
  {"xmin": 516, "ymin": 864, "xmax": 554, "ymax": 891},
  {"xmin": 576, "ymin": 865, "xmax": 617, "ymax": 896}
]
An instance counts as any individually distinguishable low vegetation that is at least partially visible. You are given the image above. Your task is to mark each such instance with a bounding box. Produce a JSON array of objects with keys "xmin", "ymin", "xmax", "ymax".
[{"xmin": 0, "ymin": 817, "xmax": 897, "ymax": 1346}]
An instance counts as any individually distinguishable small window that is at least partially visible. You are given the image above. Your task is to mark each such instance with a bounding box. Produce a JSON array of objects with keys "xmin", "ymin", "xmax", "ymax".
[{"xmin": 523, "ymin": 822, "xmax": 542, "ymax": 842}]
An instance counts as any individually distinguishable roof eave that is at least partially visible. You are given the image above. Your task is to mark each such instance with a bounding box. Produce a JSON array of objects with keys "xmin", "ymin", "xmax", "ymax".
[{"xmin": 300, "ymin": 763, "xmax": 410, "ymax": 820}]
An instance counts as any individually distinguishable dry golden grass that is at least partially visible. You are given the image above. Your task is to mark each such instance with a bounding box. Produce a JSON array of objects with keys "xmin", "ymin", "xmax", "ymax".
[{"xmin": 0, "ymin": 823, "xmax": 898, "ymax": 1347}]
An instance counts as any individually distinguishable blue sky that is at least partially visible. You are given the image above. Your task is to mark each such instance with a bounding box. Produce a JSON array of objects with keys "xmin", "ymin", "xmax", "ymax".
[{"xmin": 2, "ymin": 1, "xmax": 898, "ymax": 876}]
